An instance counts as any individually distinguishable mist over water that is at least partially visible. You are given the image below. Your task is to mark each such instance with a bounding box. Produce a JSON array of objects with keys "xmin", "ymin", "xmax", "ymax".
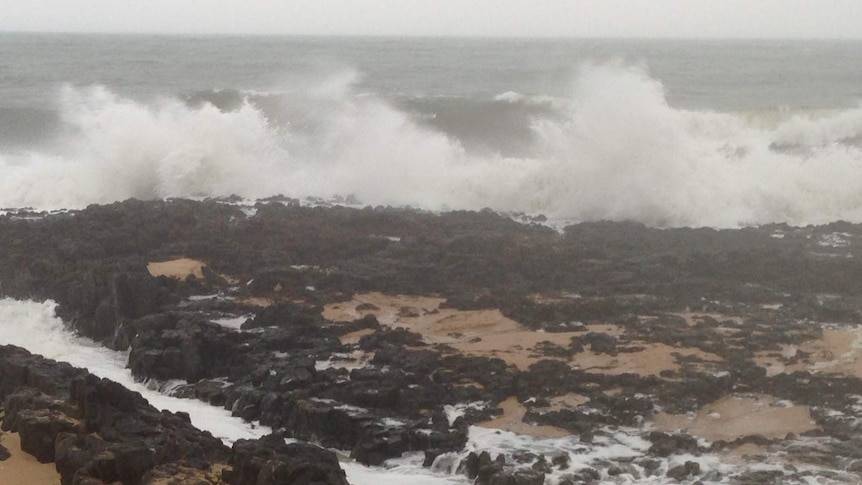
[{"xmin": 2, "ymin": 35, "xmax": 862, "ymax": 227}]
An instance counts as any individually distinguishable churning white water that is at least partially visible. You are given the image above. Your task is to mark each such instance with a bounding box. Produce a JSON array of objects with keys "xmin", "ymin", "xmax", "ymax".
[
  {"xmin": 0, "ymin": 298, "xmax": 471, "ymax": 484},
  {"xmin": 4, "ymin": 35, "xmax": 862, "ymax": 484},
  {"xmin": 2, "ymin": 61, "xmax": 862, "ymax": 227},
  {"xmin": 0, "ymin": 298, "xmax": 270, "ymax": 444}
]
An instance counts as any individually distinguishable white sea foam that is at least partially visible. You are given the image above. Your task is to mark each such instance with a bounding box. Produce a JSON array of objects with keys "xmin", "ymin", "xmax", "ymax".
[
  {"xmin": 0, "ymin": 298, "xmax": 463, "ymax": 484},
  {"xmin": 0, "ymin": 298, "xmax": 269, "ymax": 445},
  {"xmin": 2, "ymin": 63, "xmax": 862, "ymax": 227},
  {"xmin": 342, "ymin": 461, "xmax": 469, "ymax": 485},
  {"xmin": 210, "ymin": 315, "xmax": 250, "ymax": 331},
  {"xmin": 4, "ymin": 297, "xmax": 860, "ymax": 483}
]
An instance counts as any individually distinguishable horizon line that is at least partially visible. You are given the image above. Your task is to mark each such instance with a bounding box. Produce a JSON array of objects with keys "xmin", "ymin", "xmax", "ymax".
[{"xmin": 2, "ymin": 29, "xmax": 861, "ymax": 42}]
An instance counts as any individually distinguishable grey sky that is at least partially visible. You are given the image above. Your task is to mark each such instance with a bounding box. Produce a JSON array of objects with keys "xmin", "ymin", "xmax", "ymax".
[{"xmin": 2, "ymin": 0, "xmax": 861, "ymax": 38}]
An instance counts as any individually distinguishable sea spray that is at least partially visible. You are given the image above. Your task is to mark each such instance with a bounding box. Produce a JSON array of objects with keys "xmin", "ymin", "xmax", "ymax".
[{"xmin": 2, "ymin": 63, "xmax": 862, "ymax": 227}]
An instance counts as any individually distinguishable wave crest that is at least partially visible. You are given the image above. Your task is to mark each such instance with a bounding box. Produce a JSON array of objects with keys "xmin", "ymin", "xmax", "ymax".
[{"xmin": 3, "ymin": 63, "xmax": 862, "ymax": 228}]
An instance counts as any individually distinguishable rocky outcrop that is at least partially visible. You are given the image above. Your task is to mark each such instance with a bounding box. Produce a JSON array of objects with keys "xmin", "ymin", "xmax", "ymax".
[
  {"xmin": 0, "ymin": 345, "xmax": 348, "ymax": 485},
  {"xmin": 0, "ymin": 437, "xmax": 10, "ymax": 461},
  {"xmin": 224, "ymin": 433, "xmax": 348, "ymax": 485},
  {"xmin": 6, "ymin": 200, "xmax": 862, "ymax": 482}
]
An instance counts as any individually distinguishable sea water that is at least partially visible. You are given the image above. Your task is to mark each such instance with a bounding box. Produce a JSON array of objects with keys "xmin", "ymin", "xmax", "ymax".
[
  {"xmin": 0, "ymin": 298, "xmax": 473, "ymax": 484},
  {"xmin": 2, "ymin": 299, "xmax": 851, "ymax": 483},
  {"xmin": 1, "ymin": 35, "xmax": 862, "ymax": 227},
  {"xmin": 3, "ymin": 35, "xmax": 862, "ymax": 483}
]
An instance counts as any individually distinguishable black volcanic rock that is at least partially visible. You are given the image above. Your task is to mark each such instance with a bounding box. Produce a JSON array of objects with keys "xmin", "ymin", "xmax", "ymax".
[
  {"xmin": 666, "ymin": 460, "xmax": 701, "ymax": 480},
  {"xmin": 0, "ymin": 438, "xmax": 9, "ymax": 461},
  {"xmin": 8, "ymin": 200, "xmax": 862, "ymax": 482},
  {"xmin": 128, "ymin": 314, "xmax": 245, "ymax": 382},
  {"xmin": 244, "ymin": 301, "xmax": 324, "ymax": 330},
  {"xmin": 225, "ymin": 433, "xmax": 348, "ymax": 485},
  {"xmin": 14, "ymin": 407, "xmax": 79, "ymax": 462},
  {"xmin": 648, "ymin": 431, "xmax": 702, "ymax": 457},
  {"xmin": 0, "ymin": 345, "xmax": 352, "ymax": 484}
]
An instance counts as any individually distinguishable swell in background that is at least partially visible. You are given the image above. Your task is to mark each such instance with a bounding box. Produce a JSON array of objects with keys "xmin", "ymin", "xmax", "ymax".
[{"xmin": 2, "ymin": 61, "xmax": 862, "ymax": 227}]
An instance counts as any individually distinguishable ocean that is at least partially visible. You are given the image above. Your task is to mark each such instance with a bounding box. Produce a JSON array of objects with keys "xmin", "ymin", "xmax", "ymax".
[
  {"xmin": 3, "ymin": 34, "xmax": 862, "ymax": 484},
  {"xmin": 2, "ymin": 34, "xmax": 862, "ymax": 227}
]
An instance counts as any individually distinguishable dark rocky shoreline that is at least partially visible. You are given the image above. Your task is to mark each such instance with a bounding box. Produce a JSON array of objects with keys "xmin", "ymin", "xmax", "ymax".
[{"xmin": 4, "ymin": 198, "xmax": 862, "ymax": 483}]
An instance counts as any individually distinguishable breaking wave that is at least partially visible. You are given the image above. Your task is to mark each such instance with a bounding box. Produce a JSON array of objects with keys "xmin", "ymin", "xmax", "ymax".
[{"xmin": 2, "ymin": 62, "xmax": 862, "ymax": 228}]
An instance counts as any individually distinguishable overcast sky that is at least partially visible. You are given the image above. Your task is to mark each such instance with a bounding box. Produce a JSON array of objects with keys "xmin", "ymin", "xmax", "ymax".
[{"xmin": 2, "ymin": 0, "xmax": 862, "ymax": 39}]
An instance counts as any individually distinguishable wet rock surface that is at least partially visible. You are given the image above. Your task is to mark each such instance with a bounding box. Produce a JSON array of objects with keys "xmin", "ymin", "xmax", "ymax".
[{"xmin": 4, "ymin": 200, "xmax": 862, "ymax": 482}]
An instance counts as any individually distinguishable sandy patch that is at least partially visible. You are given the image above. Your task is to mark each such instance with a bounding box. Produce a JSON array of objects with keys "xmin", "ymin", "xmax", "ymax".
[
  {"xmin": 324, "ymin": 293, "xmax": 568, "ymax": 369},
  {"xmin": 571, "ymin": 342, "xmax": 722, "ymax": 376},
  {"xmin": 755, "ymin": 328, "xmax": 862, "ymax": 378},
  {"xmin": 147, "ymin": 258, "xmax": 206, "ymax": 280},
  {"xmin": 339, "ymin": 328, "xmax": 377, "ymax": 346},
  {"xmin": 477, "ymin": 397, "xmax": 571, "ymax": 439},
  {"xmin": 544, "ymin": 392, "xmax": 589, "ymax": 410},
  {"xmin": 324, "ymin": 293, "xmax": 722, "ymax": 374},
  {"xmin": 654, "ymin": 394, "xmax": 817, "ymax": 442},
  {"xmin": 237, "ymin": 297, "xmax": 273, "ymax": 308},
  {"xmin": 324, "ymin": 293, "xmax": 446, "ymax": 325},
  {"xmin": 0, "ymin": 432, "xmax": 61, "ymax": 485}
]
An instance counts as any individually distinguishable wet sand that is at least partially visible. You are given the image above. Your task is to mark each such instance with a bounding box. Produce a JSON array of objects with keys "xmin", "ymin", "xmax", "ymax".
[
  {"xmin": 324, "ymin": 292, "xmax": 723, "ymax": 374},
  {"xmin": 654, "ymin": 394, "xmax": 817, "ymax": 442},
  {"xmin": 476, "ymin": 396, "xmax": 570, "ymax": 439},
  {"xmin": 756, "ymin": 327, "xmax": 862, "ymax": 378},
  {"xmin": 325, "ymin": 293, "xmax": 825, "ymax": 444},
  {"xmin": 147, "ymin": 257, "xmax": 206, "ymax": 280}
]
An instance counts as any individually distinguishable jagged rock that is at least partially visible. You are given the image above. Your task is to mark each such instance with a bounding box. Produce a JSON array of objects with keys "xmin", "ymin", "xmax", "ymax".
[
  {"xmin": 351, "ymin": 428, "xmax": 407, "ymax": 466},
  {"xmin": 224, "ymin": 433, "xmax": 348, "ymax": 485},
  {"xmin": 0, "ymin": 346, "xmax": 86, "ymax": 401},
  {"xmin": 666, "ymin": 460, "xmax": 700, "ymax": 480},
  {"xmin": 527, "ymin": 408, "xmax": 595, "ymax": 436},
  {"xmin": 732, "ymin": 469, "xmax": 784, "ymax": 484},
  {"xmin": 608, "ymin": 463, "xmax": 640, "ymax": 478},
  {"xmin": 551, "ymin": 454, "xmax": 570, "ymax": 470},
  {"xmin": 1, "ymin": 347, "xmax": 231, "ymax": 484},
  {"xmin": 570, "ymin": 467, "xmax": 600, "ymax": 483},
  {"xmin": 9, "ymin": 198, "xmax": 862, "ymax": 484},
  {"xmin": 461, "ymin": 451, "xmax": 480, "ymax": 479},
  {"xmin": 244, "ymin": 301, "xmax": 324, "ymax": 330},
  {"xmin": 55, "ymin": 432, "xmax": 109, "ymax": 485},
  {"xmin": 280, "ymin": 397, "xmax": 372, "ymax": 455},
  {"xmin": 128, "ymin": 317, "xmax": 243, "ymax": 382},
  {"xmin": 639, "ymin": 458, "xmax": 662, "ymax": 476},
  {"xmin": 576, "ymin": 332, "xmax": 618, "ymax": 355},
  {"xmin": 487, "ymin": 468, "xmax": 545, "ymax": 485},
  {"xmin": 15, "ymin": 408, "xmax": 79, "ymax": 462},
  {"xmin": 359, "ymin": 328, "xmax": 426, "ymax": 350},
  {"xmin": 0, "ymin": 434, "xmax": 10, "ymax": 461},
  {"xmin": 192, "ymin": 379, "xmax": 230, "ymax": 406},
  {"xmin": 478, "ymin": 452, "xmax": 506, "ymax": 484},
  {"xmin": 143, "ymin": 463, "xmax": 227, "ymax": 485},
  {"xmin": 648, "ymin": 432, "xmax": 701, "ymax": 457},
  {"xmin": 531, "ymin": 455, "xmax": 551, "ymax": 474}
]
